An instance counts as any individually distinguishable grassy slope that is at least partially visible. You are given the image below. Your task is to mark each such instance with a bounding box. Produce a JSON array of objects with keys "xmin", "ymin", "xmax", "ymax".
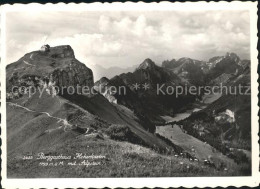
[
  {"xmin": 7, "ymin": 93, "xmax": 239, "ymax": 177},
  {"xmin": 7, "ymin": 89, "xmax": 176, "ymax": 164},
  {"xmin": 7, "ymin": 97, "xmax": 248, "ymax": 177},
  {"xmin": 61, "ymin": 92, "xmax": 174, "ymax": 151},
  {"xmin": 156, "ymin": 125, "xmax": 235, "ymax": 166},
  {"xmin": 8, "ymin": 136, "xmax": 241, "ymax": 178},
  {"xmin": 7, "ymin": 92, "xmax": 105, "ymax": 155}
]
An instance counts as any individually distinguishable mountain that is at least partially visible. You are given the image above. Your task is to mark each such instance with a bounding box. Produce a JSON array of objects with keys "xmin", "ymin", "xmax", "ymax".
[
  {"xmin": 239, "ymin": 59, "xmax": 250, "ymax": 69},
  {"xmin": 161, "ymin": 59, "xmax": 178, "ymax": 69},
  {"xmin": 7, "ymin": 45, "xmax": 195, "ymax": 177},
  {"xmin": 95, "ymin": 54, "xmax": 247, "ymax": 125},
  {"xmin": 93, "ymin": 55, "xmax": 251, "ymax": 174},
  {"xmin": 162, "ymin": 57, "xmax": 206, "ymax": 86},
  {"xmin": 95, "ymin": 58, "xmax": 196, "ymax": 124},
  {"xmin": 6, "ymin": 45, "xmax": 94, "ymax": 94},
  {"xmin": 94, "ymin": 77, "xmax": 117, "ymax": 104},
  {"xmin": 137, "ymin": 58, "xmax": 157, "ymax": 70},
  {"xmin": 178, "ymin": 62, "xmax": 251, "ymax": 163},
  {"xmin": 6, "ymin": 46, "xmax": 251, "ymax": 177},
  {"xmin": 205, "ymin": 52, "xmax": 243, "ymax": 82},
  {"xmin": 161, "ymin": 53, "xmax": 248, "ymax": 87},
  {"xmin": 7, "ymin": 45, "xmax": 182, "ymax": 148}
]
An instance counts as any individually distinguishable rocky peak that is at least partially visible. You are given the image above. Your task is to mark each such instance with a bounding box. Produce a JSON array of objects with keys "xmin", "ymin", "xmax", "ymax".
[
  {"xmin": 99, "ymin": 77, "xmax": 110, "ymax": 83},
  {"xmin": 207, "ymin": 53, "xmax": 240, "ymax": 71},
  {"xmin": 224, "ymin": 52, "xmax": 240, "ymax": 63},
  {"xmin": 208, "ymin": 56, "xmax": 223, "ymax": 63},
  {"xmin": 6, "ymin": 45, "xmax": 94, "ymax": 97},
  {"xmin": 162, "ymin": 59, "xmax": 177, "ymax": 69},
  {"xmin": 94, "ymin": 77, "xmax": 109, "ymax": 87},
  {"xmin": 51, "ymin": 60, "xmax": 94, "ymax": 91},
  {"xmin": 137, "ymin": 58, "xmax": 156, "ymax": 70},
  {"xmin": 94, "ymin": 77, "xmax": 117, "ymax": 104},
  {"xmin": 44, "ymin": 45, "xmax": 93, "ymax": 90},
  {"xmin": 48, "ymin": 45, "xmax": 75, "ymax": 59},
  {"xmin": 178, "ymin": 57, "xmax": 197, "ymax": 65}
]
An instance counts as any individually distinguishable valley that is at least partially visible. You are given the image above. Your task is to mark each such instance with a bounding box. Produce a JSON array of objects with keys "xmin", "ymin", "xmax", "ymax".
[{"xmin": 155, "ymin": 91, "xmax": 244, "ymax": 172}]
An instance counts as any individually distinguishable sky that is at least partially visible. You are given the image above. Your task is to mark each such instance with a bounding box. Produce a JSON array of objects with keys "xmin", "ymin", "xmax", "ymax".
[{"xmin": 5, "ymin": 10, "xmax": 250, "ymax": 68}]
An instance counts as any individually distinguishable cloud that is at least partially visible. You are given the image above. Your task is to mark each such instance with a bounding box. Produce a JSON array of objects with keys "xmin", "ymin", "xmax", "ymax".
[{"xmin": 5, "ymin": 10, "xmax": 250, "ymax": 68}]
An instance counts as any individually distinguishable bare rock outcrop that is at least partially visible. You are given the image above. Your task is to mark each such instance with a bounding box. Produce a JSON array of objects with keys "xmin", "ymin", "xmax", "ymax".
[
  {"xmin": 6, "ymin": 45, "xmax": 94, "ymax": 97},
  {"xmin": 52, "ymin": 60, "xmax": 94, "ymax": 89},
  {"xmin": 49, "ymin": 45, "xmax": 75, "ymax": 59}
]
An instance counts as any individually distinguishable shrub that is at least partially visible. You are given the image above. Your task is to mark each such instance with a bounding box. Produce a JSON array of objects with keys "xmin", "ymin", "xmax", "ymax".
[
  {"xmin": 155, "ymin": 133, "xmax": 183, "ymax": 154},
  {"xmin": 237, "ymin": 161, "xmax": 251, "ymax": 175},
  {"xmin": 106, "ymin": 124, "xmax": 148, "ymax": 148},
  {"xmin": 231, "ymin": 149, "xmax": 249, "ymax": 164},
  {"xmin": 106, "ymin": 124, "xmax": 134, "ymax": 141},
  {"xmin": 122, "ymin": 152, "xmax": 146, "ymax": 161}
]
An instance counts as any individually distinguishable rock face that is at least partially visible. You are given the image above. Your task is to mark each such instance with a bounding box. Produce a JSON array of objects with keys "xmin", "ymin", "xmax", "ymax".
[
  {"xmin": 162, "ymin": 57, "xmax": 205, "ymax": 85},
  {"xmin": 49, "ymin": 45, "xmax": 93, "ymax": 89},
  {"xmin": 132, "ymin": 58, "xmax": 181, "ymax": 86},
  {"xmin": 49, "ymin": 45, "xmax": 75, "ymax": 59},
  {"xmin": 137, "ymin": 58, "xmax": 156, "ymax": 70},
  {"xmin": 205, "ymin": 52, "xmax": 243, "ymax": 82},
  {"xmin": 51, "ymin": 60, "xmax": 94, "ymax": 89},
  {"xmin": 6, "ymin": 45, "xmax": 94, "ymax": 96},
  {"xmin": 161, "ymin": 59, "xmax": 177, "ymax": 69},
  {"xmin": 94, "ymin": 76, "xmax": 109, "ymax": 87},
  {"xmin": 224, "ymin": 52, "xmax": 240, "ymax": 63},
  {"xmin": 94, "ymin": 77, "xmax": 117, "ymax": 104},
  {"xmin": 239, "ymin": 59, "xmax": 250, "ymax": 69}
]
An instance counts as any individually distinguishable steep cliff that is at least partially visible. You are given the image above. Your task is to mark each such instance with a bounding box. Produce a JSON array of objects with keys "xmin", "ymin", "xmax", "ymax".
[{"xmin": 6, "ymin": 45, "xmax": 94, "ymax": 96}]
